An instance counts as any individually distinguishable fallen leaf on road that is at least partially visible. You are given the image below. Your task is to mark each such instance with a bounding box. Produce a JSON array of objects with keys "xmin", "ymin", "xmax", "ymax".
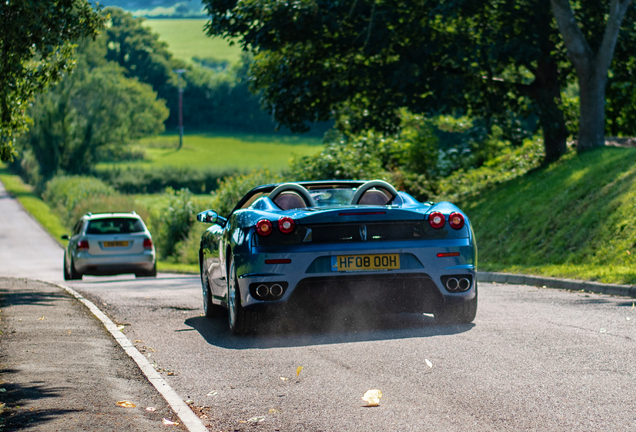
[
  {"xmin": 247, "ymin": 416, "xmax": 265, "ymax": 423},
  {"xmin": 116, "ymin": 401, "xmax": 136, "ymax": 408},
  {"xmin": 361, "ymin": 389, "xmax": 383, "ymax": 407},
  {"xmin": 38, "ymin": 316, "xmax": 45, "ymax": 321},
  {"xmin": 632, "ymin": 302, "xmax": 635, "ymax": 309},
  {"xmin": 269, "ymin": 409, "xmax": 279, "ymax": 414},
  {"xmin": 627, "ymin": 317, "xmax": 631, "ymax": 321},
  {"xmin": 296, "ymin": 366, "xmax": 304, "ymax": 377},
  {"xmin": 146, "ymin": 407, "xmax": 156, "ymax": 412},
  {"xmin": 67, "ymin": 330, "xmax": 71, "ymax": 334},
  {"xmin": 117, "ymin": 325, "xmax": 125, "ymax": 331},
  {"xmin": 425, "ymin": 359, "xmax": 433, "ymax": 368},
  {"xmin": 134, "ymin": 340, "xmax": 143, "ymax": 343},
  {"xmin": 280, "ymin": 377, "xmax": 288, "ymax": 381},
  {"xmin": 162, "ymin": 418, "xmax": 178, "ymax": 425},
  {"xmin": 600, "ymin": 328, "xmax": 607, "ymax": 333},
  {"xmin": 207, "ymin": 390, "xmax": 218, "ymax": 397},
  {"xmin": 239, "ymin": 420, "xmax": 247, "ymax": 424}
]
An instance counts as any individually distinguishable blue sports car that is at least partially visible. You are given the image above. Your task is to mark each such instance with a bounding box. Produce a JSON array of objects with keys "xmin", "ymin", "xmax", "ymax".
[{"xmin": 197, "ymin": 180, "xmax": 477, "ymax": 334}]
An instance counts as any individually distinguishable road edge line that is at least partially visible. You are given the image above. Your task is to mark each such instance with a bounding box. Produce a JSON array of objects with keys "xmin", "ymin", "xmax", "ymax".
[{"xmin": 48, "ymin": 281, "xmax": 208, "ymax": 432}]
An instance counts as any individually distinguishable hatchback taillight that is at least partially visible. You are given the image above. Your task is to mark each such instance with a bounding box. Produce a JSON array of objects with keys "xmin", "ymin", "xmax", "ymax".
[
  {"xmin": 143, "ymin": 238, "xmax": 153, "ymax": 249},
  {"xmin": 278, "ymin": 217, "xmax": 295, "ymax": 234},
  {"xmin": 428, "ymin": 212, "xmax": 445, "ymax": 229},
  {"xmin": 256, "ymin": 219, "xmax": 273, "ymax": 236},
  {"xmin": 448, "ymin": 212, "xmax": 465, "ymax": 230},
  {"xmin": 77, "ymin": 240, "xmax": 89, "ymax": 251}
]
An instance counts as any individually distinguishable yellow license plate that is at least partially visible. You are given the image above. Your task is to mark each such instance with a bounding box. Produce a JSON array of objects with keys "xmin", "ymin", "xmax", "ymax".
[
  {"xmin": 332, "ymin": 254, "xmax": 400, "ymax": 271},
  {"xmin": 103, "ymin": 241, "xmax": 129, "ymax": 248}
]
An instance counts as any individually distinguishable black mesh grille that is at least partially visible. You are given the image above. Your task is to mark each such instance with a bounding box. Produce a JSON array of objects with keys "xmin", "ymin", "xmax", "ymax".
[{"xmin": 254, "ymin": 221, "xmax": 467, "ymax": 247}]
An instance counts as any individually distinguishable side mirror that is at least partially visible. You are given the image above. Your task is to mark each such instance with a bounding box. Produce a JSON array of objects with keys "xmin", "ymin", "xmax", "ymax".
[
  {"xmin": 61, "ymin": 234, "xmax": 70, "ymax": 240},
  {"xmin": 197, "ymin": 210, "xmax": 219, "ymax": 224}
]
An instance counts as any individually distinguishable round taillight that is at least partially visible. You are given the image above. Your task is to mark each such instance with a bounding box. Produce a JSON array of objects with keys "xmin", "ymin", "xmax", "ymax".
[
  {"xmin": 256, "ymin": 219, "xmax": 273, "ymax": 236},
  {"xmin": 448, "ymin": 212, "xmax": 465, "ymax": 230},
  {"xmin": 428, "ymin": 212, "xmax": 445, "ymax": 229},
  {"xmin": 278, "ymin": 217, "xmax": 295, "ymax": 234}
]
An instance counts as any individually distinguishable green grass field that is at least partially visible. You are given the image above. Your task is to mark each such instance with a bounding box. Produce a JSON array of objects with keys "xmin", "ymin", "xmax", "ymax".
[
  {"xmin": 143, "ymin": 19, "xmax": 242, "ymax": 64},
  {"xmin": 98, "ymin": 132, "xmax": 322, "ymax": 173}
]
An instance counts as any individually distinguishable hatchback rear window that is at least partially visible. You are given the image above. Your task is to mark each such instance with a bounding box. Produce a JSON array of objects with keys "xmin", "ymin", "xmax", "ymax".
[{"xmin": 86, "ymin": 218, "xmax": 145, "ymax": 235}]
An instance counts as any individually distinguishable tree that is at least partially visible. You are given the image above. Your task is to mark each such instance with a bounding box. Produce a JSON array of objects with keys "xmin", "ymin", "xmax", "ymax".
[
  {"xmin": 204, "ymin": 0, "xmax": 636, "ymax": 162},
  {"xmin": 0, "ymin": 0, "xmax": 104, "ymax": 161},
  {"xmin": 103, "ymin": 7, "xmax": 284, "ymax": 133},
  {"xmin": 20, "ymin": 41, "xmax": 169, "ymax": 181},
  {"xmin": 204, "ymin": 0, "xmax": 571, "ymax": 160},
  {"xmin": 551, "ymin": 0, "xmax": 632, "ymax": 152}
]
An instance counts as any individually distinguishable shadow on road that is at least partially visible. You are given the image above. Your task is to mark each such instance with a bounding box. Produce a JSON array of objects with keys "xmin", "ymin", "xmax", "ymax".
[
  {"xmin": 184, "ymin": 307, "xmax": 474, "ymax": 349},
  {"xmin": 0, "ymin": 368, "xmax": 77, "ymax": 429},
  {"xmin": 0, "ymin": 288, "xmax": 68, "ymax": 308}
]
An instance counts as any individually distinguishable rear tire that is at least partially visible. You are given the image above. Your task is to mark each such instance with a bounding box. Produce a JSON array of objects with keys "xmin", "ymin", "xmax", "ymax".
[
  {"xmin": 436, "ymin": 286, "xmax": 478, "ymax": 324},
  {"xmin": 135, "ymin": 262, "xmax": 157, "ymax": 278},
  {"xmin": 68, "ymin": 257, "xmax": 82, "ymax": 280},
  {"xmin": 63, "ymin": 252, "xmax": 70, "ymax": 280},
  {"xmin": 227, "ymin": 256, "xmax": 258, "ymax": 335},
  {"xmin": 202, "ymin": 269, "xmax": 223, "ymax": 318}
]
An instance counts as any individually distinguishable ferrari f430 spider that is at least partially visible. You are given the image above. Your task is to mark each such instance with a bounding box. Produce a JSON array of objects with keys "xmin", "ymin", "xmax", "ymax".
[{"xmin": 197, "ymin": 180, "xmax": 477, "ymax": 334}]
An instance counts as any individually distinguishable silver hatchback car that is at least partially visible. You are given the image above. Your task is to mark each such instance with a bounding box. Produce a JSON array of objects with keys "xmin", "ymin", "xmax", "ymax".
[{"xmin": 62, "ymin": 212, "xmax": 156, "ymax": 280}]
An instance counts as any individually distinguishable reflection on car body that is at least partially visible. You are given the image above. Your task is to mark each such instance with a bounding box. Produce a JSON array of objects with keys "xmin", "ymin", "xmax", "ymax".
[
  {"xmin": 197, "ymin": 180, "xmax": 478, "ymax": 335},
  {"xmin": 62, "ymin": 212, "xmax": 156, "ymax": 280}
]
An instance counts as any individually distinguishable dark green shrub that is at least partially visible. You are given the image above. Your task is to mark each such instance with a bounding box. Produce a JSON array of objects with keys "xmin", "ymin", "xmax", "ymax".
[
  {"xmin": 149, "ymin": 188, "xmax": 197, "ymax": 259},
  {"xmin": 211, "ymin": 169, "xmax": 284, "ymax": 217},
  {"xmin": 95, "ymin": 166, "xmax": 237, "ymax": 194},
  {"xmin": 437, "ymin": 136, "xmax": 545, "ymax": 202},
  {"xmin": 43, "ymin": 176, "xmax": 118, "ymax": 228}
]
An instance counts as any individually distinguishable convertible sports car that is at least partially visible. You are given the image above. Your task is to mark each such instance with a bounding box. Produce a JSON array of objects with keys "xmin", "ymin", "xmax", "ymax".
[{"xmin": 197, "ymin": 180, "xmax": 477, "ymax": 334}]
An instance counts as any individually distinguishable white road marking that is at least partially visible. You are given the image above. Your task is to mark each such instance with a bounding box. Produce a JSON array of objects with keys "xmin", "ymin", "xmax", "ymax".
[{"xmin": 48, "ymin": 280, "xmax": 208, "ymax": 432}]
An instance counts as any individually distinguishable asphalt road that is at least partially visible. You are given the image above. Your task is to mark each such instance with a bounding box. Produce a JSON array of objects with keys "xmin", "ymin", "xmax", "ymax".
[{"xmin": 1, "ymin": 181, "xmax": 636, "ymax": 431}]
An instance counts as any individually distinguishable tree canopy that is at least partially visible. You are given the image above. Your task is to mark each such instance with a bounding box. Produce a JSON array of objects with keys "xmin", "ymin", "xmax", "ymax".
[
  {"xmin": 0, "ymin": 0, "xmax": 104, "ymax": 161},
  {"xmin": 18, "ymin": 37, "xmax": 169, "ymax": 183},
  {"xmin": 204, "ymin": 0, "xmax": 636, "ymax": 161}
]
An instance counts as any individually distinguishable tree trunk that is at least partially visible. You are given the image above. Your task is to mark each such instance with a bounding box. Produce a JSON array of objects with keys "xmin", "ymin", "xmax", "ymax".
[
  {"xmin": 550, "ymin": 0, "xmax": 632, "ymax": 154},
  {"xmin": 527, "ymin": 59, "xmax": 569, "ymax": 162},
  {"xmin": 577, "ymin": 67, "xmax": 608, "ymax": 152}
]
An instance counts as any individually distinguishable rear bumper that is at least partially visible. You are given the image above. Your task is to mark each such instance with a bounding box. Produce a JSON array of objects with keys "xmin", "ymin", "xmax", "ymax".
[
  {"xmin": 74, "ymin": 252, "xmax": 155, "ymax": 276},
  {"xmin": 235, "ymin": 239, "xmax": 476, "ymax": 311}
]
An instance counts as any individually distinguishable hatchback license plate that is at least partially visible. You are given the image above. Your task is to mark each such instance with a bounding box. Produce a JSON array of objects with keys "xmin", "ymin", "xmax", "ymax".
[
  {"xmin": 332, "ymin": 254, "xmax": 400, "ymax": 271},
  {"xmin": 103, "ymin": 241, "xmax": 129, "ymax": 248}
]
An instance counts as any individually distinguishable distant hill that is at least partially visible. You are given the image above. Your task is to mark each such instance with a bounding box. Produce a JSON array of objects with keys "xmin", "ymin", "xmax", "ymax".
[{"xmin": 97, "ymin": 0, "xmax": 206, "ymax": 17}]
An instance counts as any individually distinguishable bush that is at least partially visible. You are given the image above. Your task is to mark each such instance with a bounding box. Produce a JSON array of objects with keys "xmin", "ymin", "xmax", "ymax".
[
  {"xmin": 288, "ymin": 113, "xmax": 440, "ymax": 200},
  {"xmin": 437, "ymin": 135, "xmax": 545, "ymax": 202},
  {"xmin": 174, "ymin": 222, "xmax": 209, "ymax": 265},
  {"xmin": 149, "ymin": 188, "xmax": 197, "ymax": 259},
  {"xmin": 43, "ymin": 176, "xmax": 118, "ymax": 228},
  {"xmin": 95, "ymin": 166, "xmax": 237, "ymax": 194},
  {"xmin": 210, "ymin": 169, "xmax": 284, "ymax": 217}
]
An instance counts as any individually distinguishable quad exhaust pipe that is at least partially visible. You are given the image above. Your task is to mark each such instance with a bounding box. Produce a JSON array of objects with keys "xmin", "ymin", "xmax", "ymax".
[
  {"xmin": 254, "ymin": 283, "xmax": 285, "ymax": 300},
  {"xmin": 445, "ymin": 277, "xmax": 471, "ymax": 292}
]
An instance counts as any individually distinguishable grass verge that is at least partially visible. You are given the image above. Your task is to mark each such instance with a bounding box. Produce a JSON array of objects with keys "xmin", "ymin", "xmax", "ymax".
[{"xmin": 461, "ymin": 146, "xmax": 636, "ymax": 285}]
